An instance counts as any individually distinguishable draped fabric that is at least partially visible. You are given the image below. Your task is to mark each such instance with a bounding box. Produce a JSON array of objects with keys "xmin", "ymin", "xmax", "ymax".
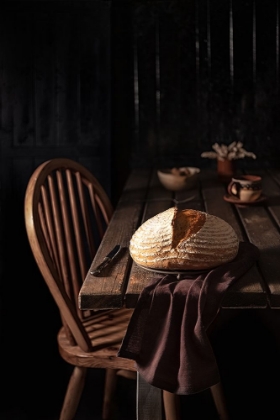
[{"xmin": 118, "ymin": 242, "xmax": 259, "ymax": 395}]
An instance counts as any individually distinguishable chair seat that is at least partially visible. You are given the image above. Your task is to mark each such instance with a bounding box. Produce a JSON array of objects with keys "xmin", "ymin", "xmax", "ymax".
[{"xmin": 58, "ymin": 308, "xmax": 136, "ymax": 371}]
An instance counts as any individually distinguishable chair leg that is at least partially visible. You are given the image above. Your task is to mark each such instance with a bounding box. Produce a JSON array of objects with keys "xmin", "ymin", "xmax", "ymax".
[
  {"xmin": 102, "ymin": 369, "xmax": 118, "ymax": 420},
  {"xmin": 210, "ymin": 382, "xmax": 230, "ymax": 420},
  {"xmin": 163, "ymin": 390, "xmax": 181, "ymax": 420},
  {"xmin": 60, "ymin": 366, "xmax": 87, "ymax": 420}
]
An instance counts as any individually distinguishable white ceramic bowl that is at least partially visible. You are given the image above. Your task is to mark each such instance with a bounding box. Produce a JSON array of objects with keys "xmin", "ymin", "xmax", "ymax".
[{"xmin": 157, "ymin": 167, "xmax": 200, "ymax": 191}]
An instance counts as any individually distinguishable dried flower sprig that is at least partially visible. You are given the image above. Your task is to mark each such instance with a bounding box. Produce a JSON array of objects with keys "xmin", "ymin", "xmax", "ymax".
[{"xmin": 201, "ymin": 142, "xmax": 257, "ymax": 161}]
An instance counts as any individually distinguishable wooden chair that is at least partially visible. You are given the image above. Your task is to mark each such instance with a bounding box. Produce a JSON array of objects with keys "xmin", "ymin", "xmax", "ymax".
[{"xmin": 24, "ymin": 158, "xmax": 136, "ymax": 420}]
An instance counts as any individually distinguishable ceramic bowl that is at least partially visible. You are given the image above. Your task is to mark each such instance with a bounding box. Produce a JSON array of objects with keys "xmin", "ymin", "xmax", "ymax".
[{"xmin": 157, "ymin": 167, "xmax": 200, "ymax": 191}]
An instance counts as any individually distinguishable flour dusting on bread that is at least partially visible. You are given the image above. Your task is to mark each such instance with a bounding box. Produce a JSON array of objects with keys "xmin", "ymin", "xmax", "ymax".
[{"xmin": 129, "ymin": 208, "xmax": 239, "ymax": 270}]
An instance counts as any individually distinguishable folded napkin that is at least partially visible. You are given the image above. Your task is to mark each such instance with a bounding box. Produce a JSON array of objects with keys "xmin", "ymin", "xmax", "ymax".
[{"xmin": 118, "ymin": 242, "xmax": 259, "ymax": 395}]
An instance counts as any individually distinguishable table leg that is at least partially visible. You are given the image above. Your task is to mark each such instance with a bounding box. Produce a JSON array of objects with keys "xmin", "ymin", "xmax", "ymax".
[
  {"xmin": 137, "ymin": 372, "xmax": 163, "ymax": 420},
  {"xmin": 210, "ymin": 382, "xmax": 230, "ymax": 420},
  {"xmin": 163, "ymin": 390, "xmax": 181, "ymax": 420}
]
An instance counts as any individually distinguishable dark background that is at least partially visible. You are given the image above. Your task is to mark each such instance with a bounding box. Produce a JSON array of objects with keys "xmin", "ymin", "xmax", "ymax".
[{"xmin": 1, "ymin": 1, "xmax": 280, "ymax": 418}]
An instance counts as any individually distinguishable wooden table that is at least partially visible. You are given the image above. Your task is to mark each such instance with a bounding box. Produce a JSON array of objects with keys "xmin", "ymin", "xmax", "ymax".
[{"xmin": 79, "ymin": 167, "xmax": 280, "ymax": 419}]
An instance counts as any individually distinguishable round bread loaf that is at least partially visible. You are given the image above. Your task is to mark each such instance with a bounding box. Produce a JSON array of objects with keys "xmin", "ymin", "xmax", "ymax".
[{"xmin": 129, "ymin": 207, "xmax": 239, "ymax": 270}]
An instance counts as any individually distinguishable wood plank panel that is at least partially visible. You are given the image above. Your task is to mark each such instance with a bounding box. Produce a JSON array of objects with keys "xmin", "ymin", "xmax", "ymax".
[
  {"xmin": 55, "ymin": 10, "xmax": 80, "ymax": 145},
  {"xmin": 199, "ymin": 170, "xmax": 267, "ymax": 308},
  {"xmin": 232, "ymin": 0, "xmax": 254, "ymax": 98},
  {"xmin": 232, "ymin": 0, "xmax": 255, "ymax": 149},
  {"xmin": 12, "ymin": 12, "xmax": 34, "ymax": 147},
  {"xmin": 158, "ymin": 1, "xmax": 182, "ymax": 155},
  {"xmin": 244, "ymin": 169, "xmax": 280, "ymax": 308},
  {"xmin": 254, "ymin": 0, "xmax": 280, "ymax": 164},
  {"xmin": 79, "ymin": 2, "xmax": 111, "ymax": 148},
  {"xmin": 0, "ymin": 10, "xmax": 34, "ymax": 147},
  {"xmin": 78, "ymin": 168, "xmax": 152, "ymax": 309},
  {"xmin": 158, "ymin": 1, "xmax": 196, "ymax": 160},
  {"xmin": 34, "ymin": 12, "xmax": 56, "ymax": 146},
  {"xmin": 208, "ymin": 0, "xmax": 232, "ymax": 143},
  {"xmin": 111, "ymin": 1, "xmax": 135, "ymax": 204},
  {"xmin": 178, "ymin": 0, "xmax": 197, "ymax": 155},
  {"xmin": 132, "ymin": 1, "xmax": 158, "ymax": 165},
  {"xmin": 255, "ymin": 0, "xmax": 278, "ymax": 83},
  {"xmin": 196, "ymin": 0, "xmax": 211, "ymax": 150}
]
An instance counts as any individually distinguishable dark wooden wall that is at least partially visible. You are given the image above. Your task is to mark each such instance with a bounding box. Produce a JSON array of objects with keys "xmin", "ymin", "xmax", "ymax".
[
  {"xmin": 0, "ymin": 0, "xmax": 280, "ymax": 417},
  {"xmin": 0, "ymin": 1, "xmax": 113, "ymax": 415},
  {"xmin": 126, "ymin": 0, "xmax": 280, "ymax": 169}
]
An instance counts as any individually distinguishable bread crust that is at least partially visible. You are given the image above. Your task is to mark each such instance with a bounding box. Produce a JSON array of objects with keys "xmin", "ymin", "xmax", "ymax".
[{"xmin": 129, "ymin": 207, "xmax": 239, "ymax": 270}]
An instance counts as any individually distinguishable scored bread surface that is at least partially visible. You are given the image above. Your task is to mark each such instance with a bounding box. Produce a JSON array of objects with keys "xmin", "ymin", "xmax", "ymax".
[{"xmin": 129, "ymin": 207, "xmax": 239, "ymax": 270}]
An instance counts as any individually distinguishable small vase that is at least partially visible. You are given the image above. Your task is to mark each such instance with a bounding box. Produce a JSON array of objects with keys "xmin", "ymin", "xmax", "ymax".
[{"xmin": 217, "ymin": 159, "xmax": 235, "ymax": 183}]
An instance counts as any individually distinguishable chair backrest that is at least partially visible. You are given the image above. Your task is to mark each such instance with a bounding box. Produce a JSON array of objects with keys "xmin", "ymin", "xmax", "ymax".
[{"xmin": 24, "ymin": 158, "xmax": 114, "ymax": 352}]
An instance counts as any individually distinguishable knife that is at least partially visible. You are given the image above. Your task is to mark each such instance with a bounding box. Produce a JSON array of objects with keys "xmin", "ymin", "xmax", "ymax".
[{"xmin": 90, "ymin": 245, "xmax": 122, "ymax": 276}]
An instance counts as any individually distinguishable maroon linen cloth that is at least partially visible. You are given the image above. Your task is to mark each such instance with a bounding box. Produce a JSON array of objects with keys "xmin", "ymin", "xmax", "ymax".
[{"xmin": 118, "ymin": 242, "xmax": 259, "ymax": 395}]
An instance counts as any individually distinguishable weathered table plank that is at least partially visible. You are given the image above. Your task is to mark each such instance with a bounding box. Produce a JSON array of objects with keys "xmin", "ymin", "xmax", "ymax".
[
  {"xmin": 79, "ymin": 168, "xmax": 152, "ymax": 309},
  {"xmin": 245, "ymin": 169, "xmax": 280, "ymax": 308},
  {"xmin": 199, "ymin": 169, "xmax": 267, "ymax": 308}
]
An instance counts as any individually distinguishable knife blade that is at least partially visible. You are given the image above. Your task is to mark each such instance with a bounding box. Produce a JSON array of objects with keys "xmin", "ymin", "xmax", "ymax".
[{"xmin": 90, "ymin": 245, "xmax": 122, "ymax": 276}]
